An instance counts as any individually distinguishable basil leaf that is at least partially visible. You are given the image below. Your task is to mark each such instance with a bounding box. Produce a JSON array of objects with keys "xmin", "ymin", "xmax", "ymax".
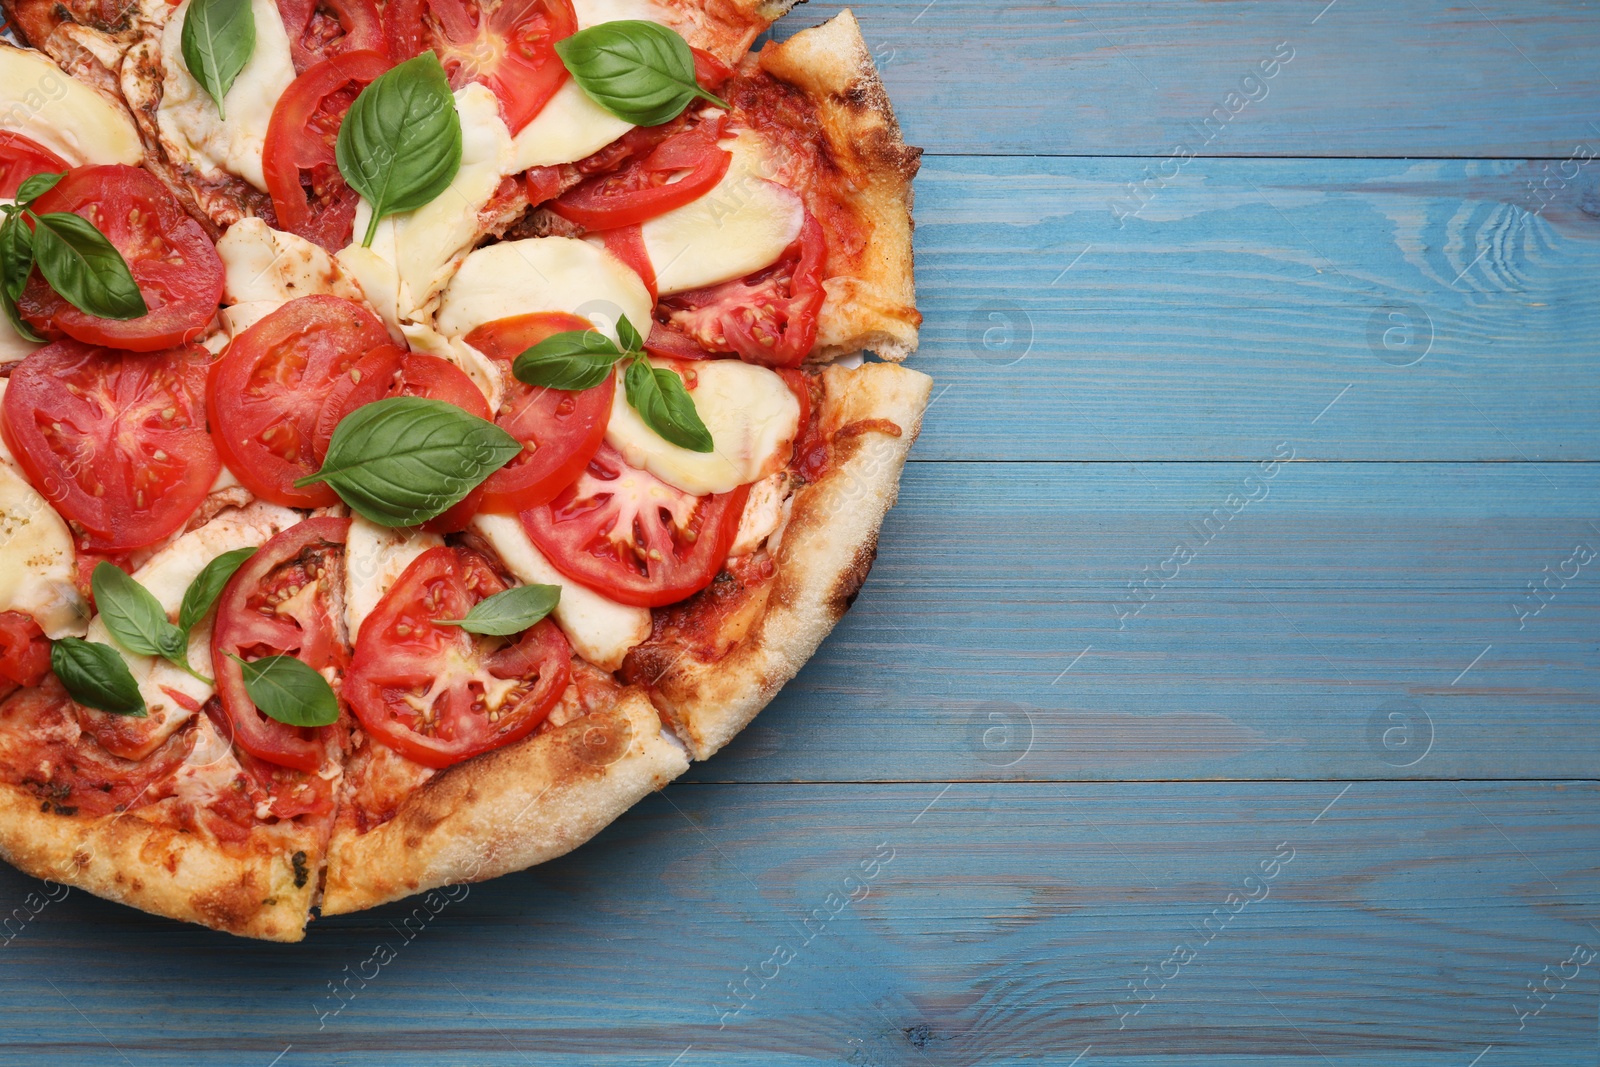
[
  {"xmin": 0, "ymin": 216, "xmax": 42, "ymax": 343},
  {"xmin": 91, "ymin": 561, "xmax": 185, "ymax": 661},
  {"xmin": 336, "ymin": 52, "xmax": 463, "ymax": 248},
  {"xmin": 616, "ymin": 313, "xmax": 643, "ymax": 353},
  {"xmin": 30, "ymin": 211, "xmax": 147, "ymax": 320},
  {"xmin": 438, "ymin": 584, "xmax": 561, "ymax": 636},
  {"xmin": 13, "ymin": 172, "xmax": 63, "ymax": 206},
  {"xmin": 296, "ymin": 396, "xmax": 521, "ymax": 527},
  {"xmin": 512, "ymin": 329, "xmax": 623, "ymax": 391},
  {"xmin": 625, "ymin": 358, "xmax": 714, "ymax": 453},
  {"xmin": 51, "ymin": 638, "xmax": 145, "ymax": 717},
  {"xmin": 556, "ymin": 20, "xmax": 728, "ymax": 127},
  {"xmin": 178, "ymin": 547, "xmax": 256, "ymax": 632},
  {"xmin": 229, "ymin": 654, "xmax": 339, "ymax": 727},
  {"xmin": 181, "ymin": 0, "xmax": 255, "ymax": 121}
]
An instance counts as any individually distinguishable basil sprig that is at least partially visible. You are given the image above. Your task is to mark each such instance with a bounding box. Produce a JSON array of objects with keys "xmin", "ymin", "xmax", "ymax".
[
  {"xmin": 0, "ymin": 174, "xmax": 147, "ymax": 339},
  {"xmin": 90, "ymin": 553, "xmax": 255, "ymax": 686},
  {"xmin": 228, "ymin": 654, "xmax": 339, "ymax": 728},
  {"xmin": 439, "ymin": 584, "xmax": 561, "ymax": 636},
  {"xmin": 51, "ymin": 638, "xmax": 144, "ymax": 717},
  {"xmin": 297, "ymin": 396, "xmax": 521, "ymax": 527},
  {"xmin": 555, "ymin": 20, "xmax": 727, "ymax": 127},
  {"xmin": 513, "ymin": 314, "xmax": 713, "ymax": 453},
  {"xmin": 181, "ymin": 0, "xmax": 256, "ymax": 121},
  {"xmin": 178, "ymin": 547, "xmax": 256, "ymax": 633},
  {"xmin": 336, "ymin": 52, "xmax": 463, "ymax": 248}
]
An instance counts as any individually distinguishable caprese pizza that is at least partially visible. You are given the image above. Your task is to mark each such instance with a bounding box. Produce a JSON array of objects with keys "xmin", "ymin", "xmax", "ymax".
[{"xmin": 0, "ymin": 0, "xmax": 926, "ymax": 940}]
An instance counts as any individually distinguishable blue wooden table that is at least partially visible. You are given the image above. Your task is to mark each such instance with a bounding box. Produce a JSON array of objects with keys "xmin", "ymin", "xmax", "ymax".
[{"xmin": 3, "ymin": 2, "xmax": 1598, "ymax": 1064}]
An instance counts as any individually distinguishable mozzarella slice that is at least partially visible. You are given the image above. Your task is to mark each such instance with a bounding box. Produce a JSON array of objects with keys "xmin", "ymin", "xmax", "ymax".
[
  {"xmin": 606, "ymin": 358, "xmax": 799, "ymax": 496},
  {"xmin": 156, "ymin": 0, "xmax": 296, "ymax": 191},
  {"xmin": 642, "ymin": 132, "xmax": 805, "ymax": 295},
  {"xmin": 0, "ymin": 461, "xmax": 88, "ymax": 639},
  {"xmin": 82, "ymin": 502, "xmax": 301, "ymax": 757},
  {"xmin": 470, "ymin": 513, "xmax": 651, "ymax": 672},
  {"xmin": 343, "ymin": 516, "xmax": 442, "ymax": 644},
  {"xmin": 218, "ymin": 218, "xmax": 369, "ymax": 306},
  {"xmin": 436, "ymin": 236, "xmax": 653, "ymax": 344},
  {"xmin": 341, "ymin": 83, "xmax": 514, "ymax": 331},
  {"xmin": 220, "ymin": 300, "xmax": 282, "ymax": 337},
  {"xmin": 0, "ymin": 45, "xmax": 143, "ymax": 166}
]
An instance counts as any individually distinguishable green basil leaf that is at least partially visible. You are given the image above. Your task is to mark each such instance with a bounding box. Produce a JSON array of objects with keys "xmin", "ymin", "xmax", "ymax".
[
  {"xmin": 229, "ymin": 654, "xmax": 339, "ymax": 727},
  {"xmin": 0, "ymin": 216, "xmax": 42, "ymax": 343},
  {"xmin": 181, "ymin": 0, "xmax": 256, "ymax": 121},
  {"xmin": 51, "ymin": 638, "xmax": 145, "ymax": 717},
  {"xmin": 91, "ymin": 561, "xmax": 185, "ymax": 661},
  {"xmin": 336, "ymin": 52, "xmax": 463, "ymax": 248},
  {"xmin": 438, "ymin": 583, "xmax": 561, "ymax": 636},
  {"xmin": 178, "ymin": 547, "xmax": 256, "ymax": 633},
  {"xmin": 512, "ymin": 329, "xmax": 623, "ymax": 391},
  {"xmin": 555, "ymin": 20, "xmax": 728, "ymax": 127},
  {"xmin": 0, "ymin": 288, "xmax": 42, "ymax": 344},
  {"xmin": 13, "ymin": 172, "xmax": 63, "ymax": 206},
  {"xmin": 616, "ymin": 313, "xmax": 643, "ymax": 353},
  {"xmin": 29, "ymin": 211, "xmax": 147, "ymax": 320},
  {"xmin": 296, "ymin": 396, "xmax": 521, "ymax": 527},
  {"xmin": 625, "ymin": 357, "xmax": 714, "ymax": 453}
]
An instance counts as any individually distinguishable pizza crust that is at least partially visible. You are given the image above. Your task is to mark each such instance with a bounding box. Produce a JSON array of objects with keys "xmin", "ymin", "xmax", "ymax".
[
  {"xmin": 758, "ymin": 10, "xmax": 922, "ymax": 363},
  {"xmin": 319, "ymin": 689, "xmax": 689, "ymax": 915},
  {"xmin": 624, "ymin": 361, "xmax": 931, "ymax": 760}
]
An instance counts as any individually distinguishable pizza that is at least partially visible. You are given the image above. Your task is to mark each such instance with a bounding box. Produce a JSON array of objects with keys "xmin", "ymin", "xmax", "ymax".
[{"xmin": 0, "ymin": 0, "xmax": 927, "ymax": 939}]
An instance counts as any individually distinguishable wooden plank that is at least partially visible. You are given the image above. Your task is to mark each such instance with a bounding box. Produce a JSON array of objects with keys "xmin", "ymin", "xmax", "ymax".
[
  {"xmin": 686, "ymin": 461, "xmax": 1600, "ymax": 784},
  {"xmin": 773, "ymin": 1, "xmax": 1600, "ymax": 158},
  {"xmin": 905, "ymin": 156, "xmax": 1600, "ymax": 461},
  {"xmin": 0, "ymin": 781, "xmax": 1592, "ymax": 1065}
]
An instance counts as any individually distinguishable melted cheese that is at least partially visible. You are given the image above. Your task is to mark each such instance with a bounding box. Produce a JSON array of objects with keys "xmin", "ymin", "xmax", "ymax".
[
  {"xmin": 470, "ymin": 513, "xmax": 650, "ymax": 671},
  {"xmin": 436, "ymin": 236, "xmax": 653, "ymax": 344},
  {"xmin": 728, "ymin": 471, "xmax": 792, "ymax": 556},
  {"xmin": 155, "ymin": 0, "xmax": 296, "ymax": 191},
  {"xmin": 606, "ymin": 358, "xmax": 799, "ymax": 495},
  {"xmin": 0, "ymin": 460, "xmax": 87, "ymax": 639},
  {"xmin": 0, "ymin": 45, "xmax": 143, "ymax": 166},
  {"xmin": 340, "ymin": 83, "xmax": 514, "ymax": 331},
  {"xmin": 641, "ymin": 132, "xmax": 805, "ymax": 295},
  {"xmin": 218, "ymin": 218, "xmax": 368, "ymax": 305},
  {"xmin": 343, "ymin": 516, "xmax": 441, "ymax": 644}
]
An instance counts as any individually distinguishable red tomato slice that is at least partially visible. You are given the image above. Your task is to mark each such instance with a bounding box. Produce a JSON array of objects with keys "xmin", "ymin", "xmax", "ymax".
[
  {"xmin": 463, "ymin": 312, "xmax": 614, "ymax": 512},
  {"xmin": 387, "ymin": 0, "xmax": 577, "ymax": 133},
  {"xmin": 396, "ymin": 353, "xmax": 493, "ymax": 532},
  {"xmin": 17, "ymin": 166, "xmax": 224, "ymax": 353},
  {"xmin": 549, "ymin": 117, "xmax": 731, "ymax": 230},
  {"xmin": 0, "ymin": 612, "xmax": 51, "ymax": 688},
  {"xmin": 207, "ymin": 295, "xmax": 393, "ymax": 508},
  {"xmin": 661, "ymin": 210, "xmax": 826, "ymax": 368},
  {"xmin": 1, "ymin": 340, "xmax": 218, "ymax": 550},
  {"xmin": 276, "ymin": 0, "xmax": 387, "ymax": 72},
  {"xmin": 520, "ymin": 445, "xmax": 750, "ymax": 607},
  {"xmin": 310, "ymin": 341, "xmax": 406, "ymax": 461},
  {"xmin": 263, "ymin": 50, "xmax": 392, "ymax": 250},
  {"xmin": 0, "ymin": 133, "xmax": 67, "ymax": 198},
  {"xmin": 345, "ymin": 545, "xmax": 571, "ymax": 768},
  {"xmin": 211, "ymin": 517, "xmax": 349, "ymax": 772}
]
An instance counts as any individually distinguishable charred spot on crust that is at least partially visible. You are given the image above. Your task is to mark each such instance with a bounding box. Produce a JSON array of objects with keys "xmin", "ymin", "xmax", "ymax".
[
  {"xmin": 291, "ymin": 850, "xmax": 309, "ymax": 889},
  {"xmin": 191, "ymin": 873, "xmax": 265, "ymax": 932},
  {"xmin": 829, "ymin": 533, "xmax": 879, "ymax": 618}
]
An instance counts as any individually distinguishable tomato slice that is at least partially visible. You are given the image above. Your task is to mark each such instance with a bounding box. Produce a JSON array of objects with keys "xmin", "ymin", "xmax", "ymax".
[
  {"xmin": 520, "ymin": 445, "xmax": 750, "ymax": 607},
  {"xmin": 463, "ymin": 313, "xmax": 614, "ymax": 512},
  {"xmin": 661, "ymin": 210, "xmax": 826, "ymax": 368},
  {"xmin": 387, "ymin": 0, "xmax": 577, "ymax": 133},
  {"xmin": 0, "ymin": 133, "xmax": 67, "ymax": 198},
  {"xmin": 276, "ymin": 0, "xmax": 387, "ymax": 72},
  {"xmin": 0, "ymin": 612, "xmax": 51, "ymax": 689},
  {"xmin": 345, "ymin": 545, "xmax": 571, "ymax": 768},
  {"xmin": 263, "ymin": 50, "xmax": 392, "ymax": 250},
  {"xmin": 310, "ymin": 341, "xmax": 406, "ymax": 461},
  {"xmin": 202, "ymin": 700, "xmax": 338, "ymax": 819},
  {"xmin": 211, "ymin": 517, "xmax": 349, "ymax": 772},
  {"xmin": 549, "ymin": 117, "xmax": 731, "ymax": 230},
  {"xmin": 207, "ymin": 295, "xmax": 393, "ymax": 508},
  {"xmin": 16, "ymin": 165, "xmax": 224, "ymax": 353},
  {"xmin": 2, "ymin": 340, "xmax": 219, "ymax": 550},
  {"xmin": 396, "ymin": 353, "xmax": 493, "ymax": 532}
]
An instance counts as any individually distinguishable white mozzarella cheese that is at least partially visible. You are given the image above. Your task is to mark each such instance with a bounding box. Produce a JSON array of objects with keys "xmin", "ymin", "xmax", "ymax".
[
  {"xmin": 0, "ymin": 461, "xmax": 88, "ymax": 639},
  {"xmin": 436, "ymin": 236, "xmax": 653, "ymax": 344},
  {"xmin": 728, "ymin": 471, "xmax": 792, "ymax": 556},
  {"xmin": 341, "ymin": 84, "xmax": 514, "ymax": 331},
  {"xmin": 155, "ymin": 0, "xmax": 296, "ymax": 191},
  {"xmin": 642, "ymin": 132, "xmax": 805, "ymax": 295},
  {"xmin": 0, "ymin": 328, "xmax": 38, "ymax": 364},
  {"xmin": 343, "ymin": 515, "xmax": 442, "ymax": 644},
  {"xmin": 220, "ymin": 300, "xmax": 282, "ymax": 337},
  {"xmin": 218, "ymin": 218, "xmax": 368, "ymax": 305},
  {"xmin": 470, "ymin": 513, "xmax": 651, "ymax": 671},
  {"xmin": 82, "ymin": 502, "xmax": 301, "ymax": 753},
  {"xmin": 0, "ymin": 45, "xmax": 143, "ymax": 166},
  {"xmin": 606, "ymin": 358, "xmax": 799, "ymax": 496}
]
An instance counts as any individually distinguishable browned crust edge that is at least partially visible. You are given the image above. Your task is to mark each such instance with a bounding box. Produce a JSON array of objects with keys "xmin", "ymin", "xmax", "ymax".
[
  {"xmin": 630, "ymin": 361, "xmax": 932, "ymax": 761},
  {"xmin": 318, "ymin": 689, "xmax": 689, "ymax": 916}
]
